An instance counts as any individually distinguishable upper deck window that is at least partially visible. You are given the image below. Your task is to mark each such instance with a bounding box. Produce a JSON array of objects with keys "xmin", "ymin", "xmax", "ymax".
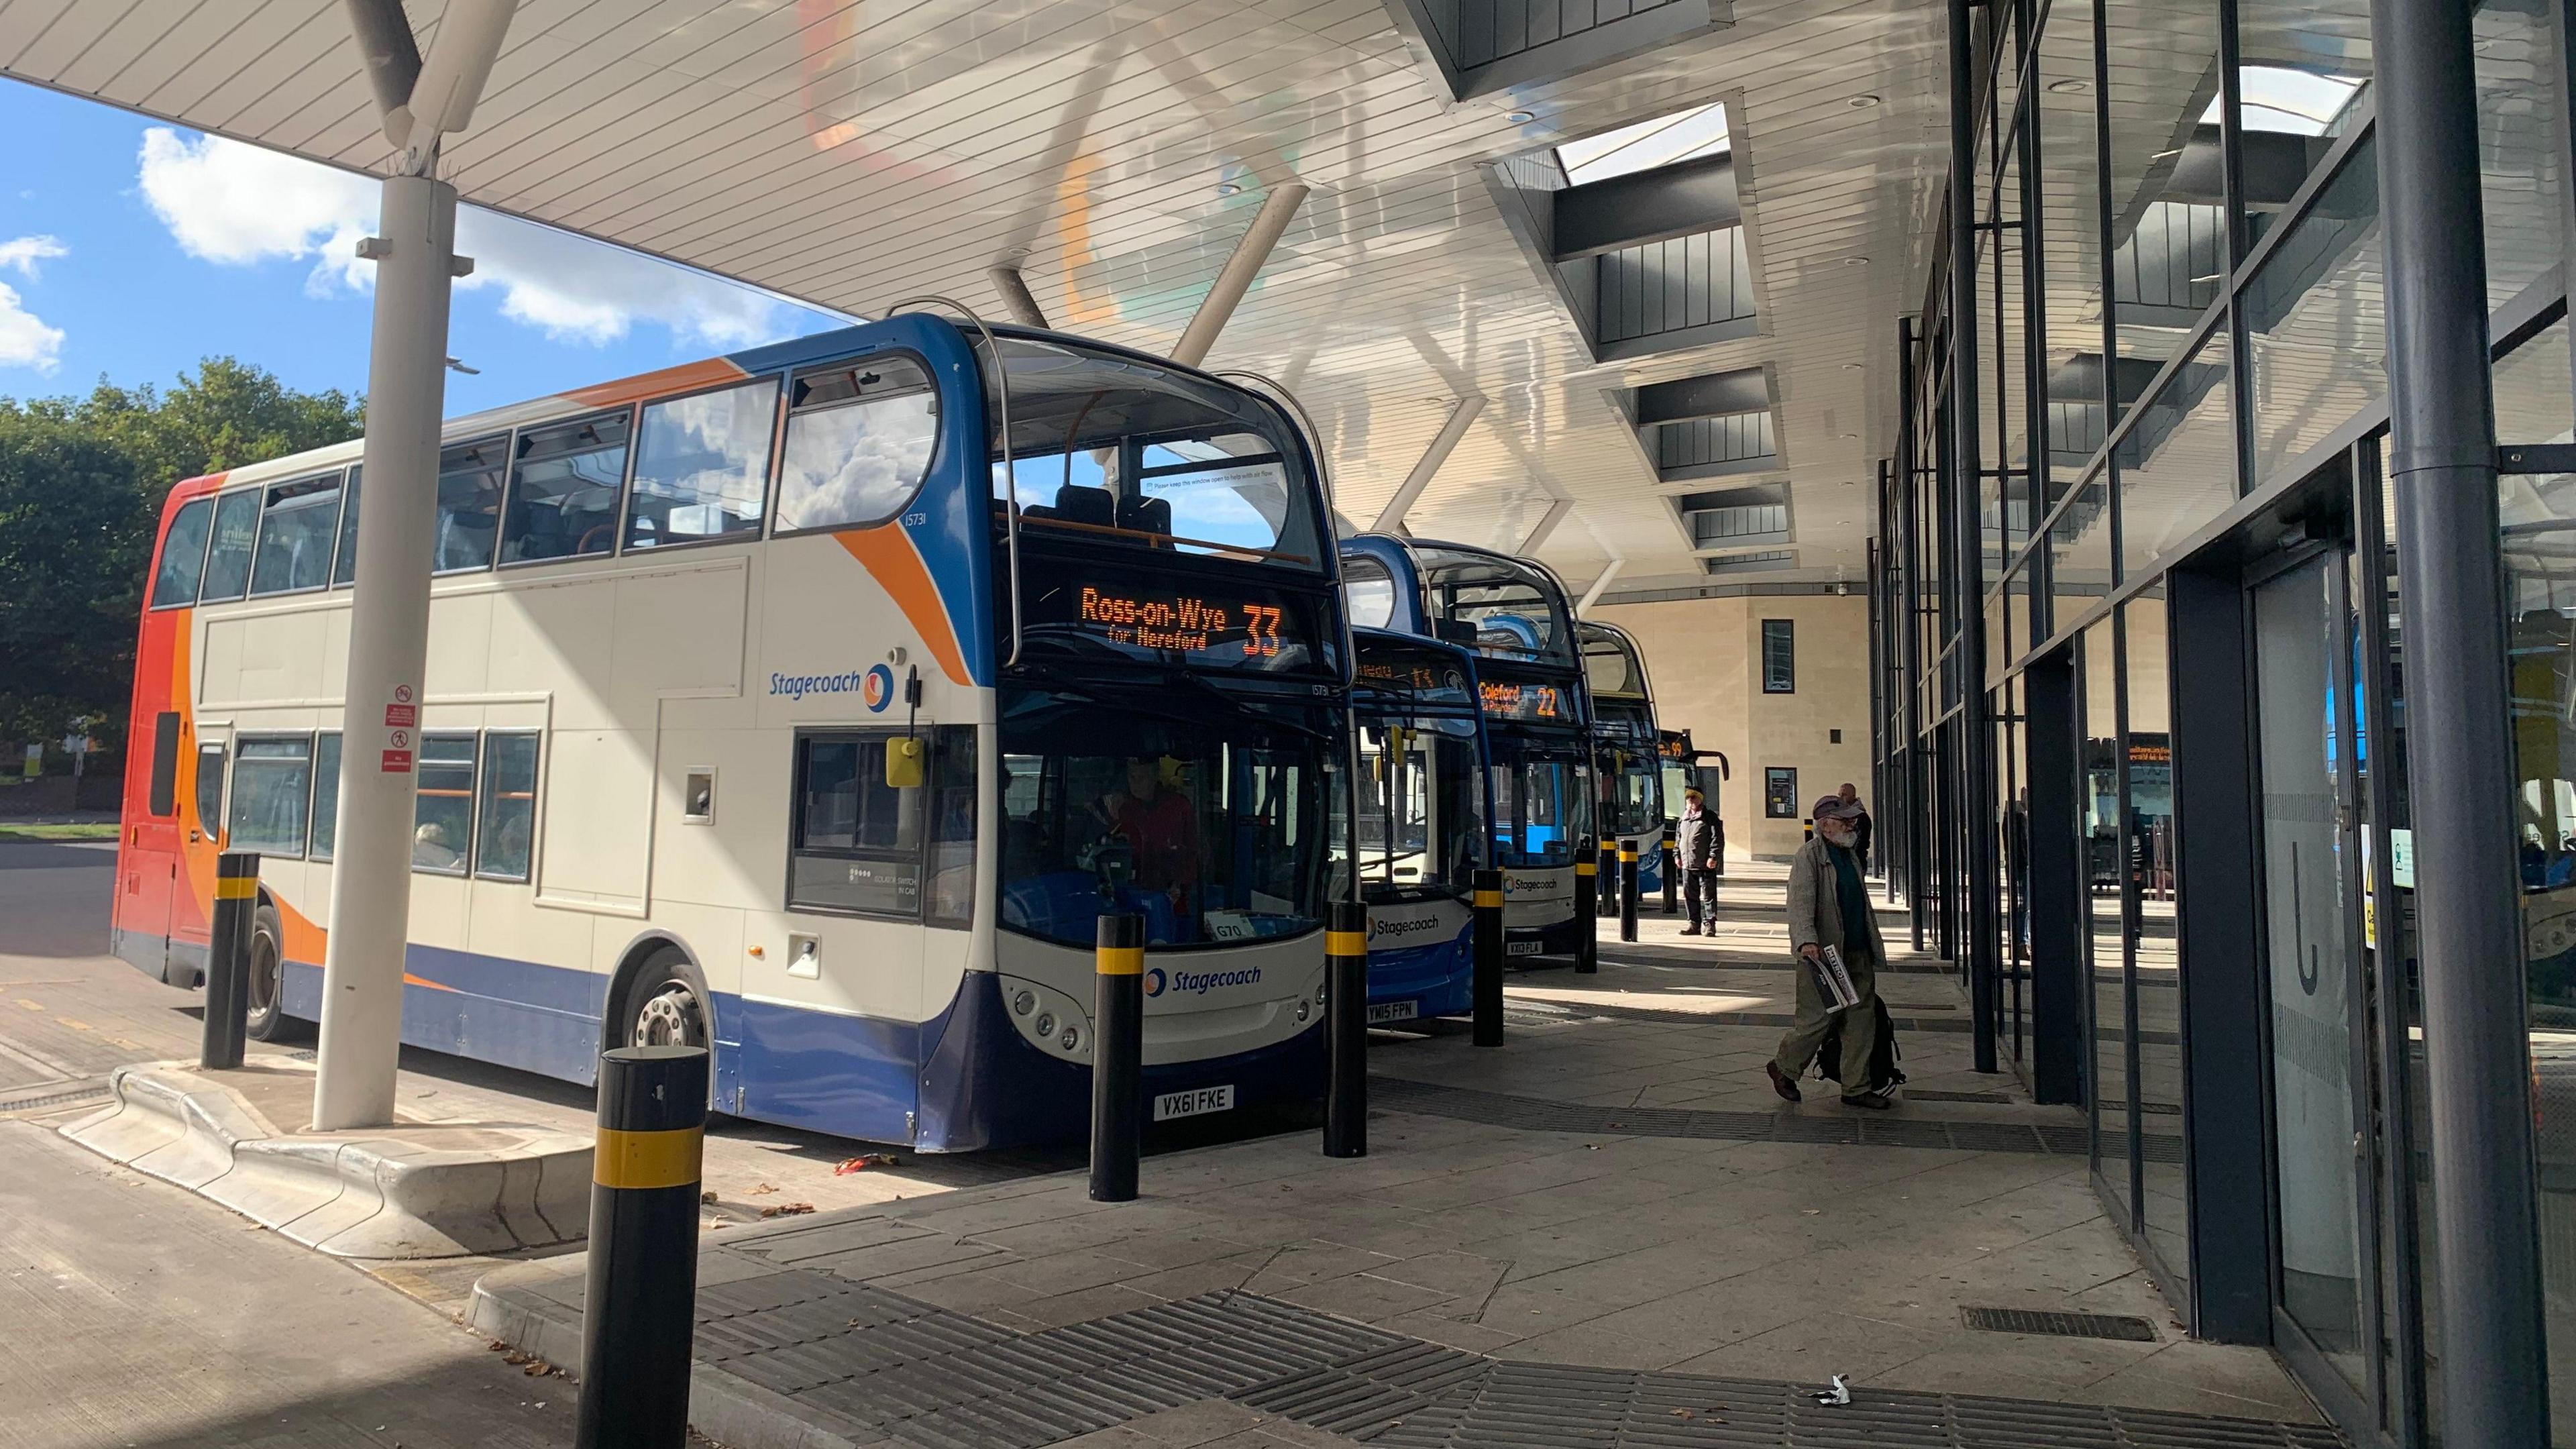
[
  {"xmin": 248, "ymin": 473, "xmax": 343, "ymax": 596},
  {"xmin": 1418, "ymin": 549, "xmax": 1571, "ymax": 667},
  {"xmin": 502, "ymin": 412, "xmax": 629, "ymax": 565},
  {"xmin": 197, "ymin": 490, "xmax": 260, "ymax": 602},
  {"xmin": 774, "ymin": 355, "xmax": 938, "ymax": 535},
  {"xmin": 152, "ymin": 497, "xmax": 215, "ymax": 608},
  {"xmin": 1344, "ymin": 557, "xmax": 1397, "ymax": 629},
  {"xmin": 986, "ymin": 336, "xmax": 1321, "ymax": 570},
  {"xmin": 435, "ymin": 437, "xmax": 510, "ymax": 573},
  {"xmin": 628, "ymin": 377, "xmax": 780, "ymax": 550},
  {"xmin": 1581, "ymin": 631, "xmax": 1641, "ymax": 697}
]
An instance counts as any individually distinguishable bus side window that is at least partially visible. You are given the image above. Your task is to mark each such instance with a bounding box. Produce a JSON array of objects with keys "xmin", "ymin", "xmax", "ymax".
[
  {"xmin": 195, "ymin": 742, "xmax": 226, "ymax": 841},
  {"xmin": 788, "ymin": 731, "xmax": 924, "ymax": 917},
  {"xmin": 148, "ymin": 712, "xmax": 182, "ymax": 816},
  {"xmin": 152, "ymin": 498, "xmax": 215, "ymax": 608},
  {"xmin": 926, "ymin": 726, "xmax": 976, "ymax": 925},
  {"xmin": 475, "ymin": 733, "xmax": 539, "ymax": 881},
  {"xmin": 311, "ymin": 733, "xmax": 341, "ymax": 861},
  {"xmin": 198, "ymin": 490, "xmax": 260, "ymax": 602}
]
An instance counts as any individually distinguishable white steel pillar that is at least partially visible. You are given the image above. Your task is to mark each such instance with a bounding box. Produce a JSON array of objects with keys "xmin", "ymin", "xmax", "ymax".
[
  {"xmin": 1576, "ymin": 557, "xmax": 1625, "ymax": 615},
  {"xmin": 312, "ymin": 172, "xmax": 462, "ymax": 1131},
  {"xmin": 1171, "ymin": 183, "xmax": 1308, "ymax": 368},
  {"xmin": 1519, "ymin": 498, "xmax": 1573, "ymax": 555},
  {"xmin": 1371, "ymin": 394, "xmax": 1484, "ymax": 535}
]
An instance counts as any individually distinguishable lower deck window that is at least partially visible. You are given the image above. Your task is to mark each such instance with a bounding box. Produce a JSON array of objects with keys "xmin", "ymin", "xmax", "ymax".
[
  {"xmin": 476, "ymin": 733, "xmax": 539, "ymax": 881},
  {"xmin": 413, "ymin": 733, "xmax": 478, "ymax": 873},
  {"xmin": 228, "ymin": 736, "xmax": 313, "ymax": 857},
  {"xmin": 790, "ymin": 732, "xmax": 923, "ymax": 916}
]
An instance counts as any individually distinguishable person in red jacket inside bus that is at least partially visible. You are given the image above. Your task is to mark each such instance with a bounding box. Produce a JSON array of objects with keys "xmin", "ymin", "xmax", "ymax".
[{"xmin": 1102, "ymin": 755, "xmax": 1199, "ymax": 918}]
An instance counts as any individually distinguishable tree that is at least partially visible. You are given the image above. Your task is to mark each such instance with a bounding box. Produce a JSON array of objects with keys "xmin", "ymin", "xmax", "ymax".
[{"xmin": 0, "ymin": 359, "xmax": 363, "ymax": 756}]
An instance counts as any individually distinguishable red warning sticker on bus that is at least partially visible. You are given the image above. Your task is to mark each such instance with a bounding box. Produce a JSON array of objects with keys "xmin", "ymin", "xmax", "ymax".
[
  {"xmin": 380, "ymin": 749, "xmax": 413, "ymax": 773},
  {"xmin": 384, "ymin": 703, "xmax": 417, "ymax": 728}
]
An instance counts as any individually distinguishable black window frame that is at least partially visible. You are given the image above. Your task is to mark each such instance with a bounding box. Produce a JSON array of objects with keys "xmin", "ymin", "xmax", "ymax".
[
  {"xmin": 148, "ymin": 712, "xmax": 182, "ymax": 815},
  {"xmin": 1764, "ymin": 765, "xmax": 1799, "ymax": 819},
  {"xmin": 785, "ymin": 727, "xmax": 928, "ymax": 920},
  {"xmin": 1761, "ymin": 617, "xmax": 1796, "ymax": 693},
  {"xmin": 770, "ymin": 350, "xmax": 942, "ymax": 540}
]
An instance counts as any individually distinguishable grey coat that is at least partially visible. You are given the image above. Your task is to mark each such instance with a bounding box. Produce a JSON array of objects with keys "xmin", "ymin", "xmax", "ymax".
[
  {"xmin": 1675, "ymin": 805, "xmax": 1717, "ymax": 869},
  {"xmin": 1785, "ymin": 834, "xmax": 1886, "ymax": 961}
]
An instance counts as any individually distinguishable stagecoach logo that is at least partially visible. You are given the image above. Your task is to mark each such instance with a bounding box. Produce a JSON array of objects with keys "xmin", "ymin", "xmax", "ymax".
[
  {"xmin": 767, "ymin": 662, "xmax": 896, "ymax": 712},
  {"xmin": 1371, "ymin": 915, "xmax": 1443, "ymax": 941},
  {"xmin": 1144, "ymin": 965, "xmax": 1263, "ymax": 998}
]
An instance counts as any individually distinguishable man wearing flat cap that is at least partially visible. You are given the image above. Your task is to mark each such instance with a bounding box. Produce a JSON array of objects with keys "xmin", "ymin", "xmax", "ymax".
[{"xmin": 1766, "ymin": 792, "xmax": 1895, "ymax": 1109}]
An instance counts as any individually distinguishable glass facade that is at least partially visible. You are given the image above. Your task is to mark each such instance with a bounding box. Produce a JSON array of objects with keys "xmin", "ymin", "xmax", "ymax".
[{"xmin": 1874, "ymin": 0, "xmax": 2576, "ymax": 1440}]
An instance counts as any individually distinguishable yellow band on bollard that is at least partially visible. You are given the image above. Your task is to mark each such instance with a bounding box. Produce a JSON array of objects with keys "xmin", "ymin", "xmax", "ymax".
[
  {"xmin": 1576, "ymin": 860, "xmax": 1596, "ymax": 876},
  {"xmin": 1097, "ymin": 945, "xmax": 1144, "ymax": 976},
  {"xmin": 1473, "ymin": 890, "xmax": 1504, "ymax": 908},
  {"xmin": 1326, "ymin": 930, "xmax": 1367, "ymax": 957},
  {"xmin": 594, "ymin": 1125, "xmax": 704, "ymax": 1189},
  {"xmin": 1621, "ymin": 847, "xmax": 1638, "ymax": 862},
  {"xmin": 213, "ymin": 877, "xmax": 258, "ymax": 900}
]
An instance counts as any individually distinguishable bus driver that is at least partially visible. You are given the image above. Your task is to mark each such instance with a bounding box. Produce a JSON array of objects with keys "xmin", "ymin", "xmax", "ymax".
[{"xmin": 1101, "ymin": 755, "xmax": 1199, "ymax": 917}]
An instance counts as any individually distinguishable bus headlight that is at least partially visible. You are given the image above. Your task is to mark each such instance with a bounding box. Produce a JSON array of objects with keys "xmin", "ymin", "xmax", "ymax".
[
  {"xmin": 1295, "ymin": 1000, "xmax": 1311, "ymax": 1022},
  {"xmin": 1034, "ymin": 1012, "xmax": 1056, "ymax": 1039},
  {"xmin": 1059, "ymin": 1026, "xmax": 1081, "ymax": 1052},
  {"xmin": 1012, "ymin": 989, "xmax": 1036, "ymax": 1016}
]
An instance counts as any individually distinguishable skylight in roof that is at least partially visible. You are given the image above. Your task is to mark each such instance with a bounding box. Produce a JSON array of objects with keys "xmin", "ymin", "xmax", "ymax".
[
  {"xmin": 2201, "ymin": 66, "xmax": 2365, "ymax": 136},
  {"xmin": 1557, "ymin": 102, "xmax": 1731, "ymax": 185}
]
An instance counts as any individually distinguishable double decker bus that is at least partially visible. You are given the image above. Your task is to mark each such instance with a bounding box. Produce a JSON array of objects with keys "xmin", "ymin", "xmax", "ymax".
[
  {"xmin": 111, "ymin": 311, "xmax": 1349, "ymax": 1150},
  {"xmin": 1342, "ymin": 537, "xmax": 1592, "ymax": 961},
  {"xmin": 1578, "ymin": 620, "xmax": 1665, "ymax": 898},
  {"xmin": 1347, "ymin": 627, "xmax": 1489, "ymax": 1026}
]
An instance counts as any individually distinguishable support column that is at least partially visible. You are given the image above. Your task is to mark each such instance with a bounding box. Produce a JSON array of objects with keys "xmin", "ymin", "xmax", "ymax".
[
  {"xmin": 1947, "ymin": 0, "xmax": 2000, "ymax": 1071},
  {"xmin": 1371, "ymin": 394, "xmax": 1485, "ymax": 534},
  {"xmin": 1575, "ymin": 558, "xmax": 1625, "ymax": 615},
  {"xmin": 312, "ymin": 172, "xmax": 461, "ymax": 1132},
  {"xmin": 2373, "ymin": 0, "xmax": 2549, "ymax": 1438},
  {"xmin": 1171, "ymin": 183, "xmax": 1307, "ymax": 368}
]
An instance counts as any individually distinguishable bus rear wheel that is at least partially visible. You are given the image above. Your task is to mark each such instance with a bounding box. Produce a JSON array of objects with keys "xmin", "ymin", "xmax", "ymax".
[
  {"xmin": 627, "ymin": 961, "xmax": 709, "ymax": 1051},
  {"xmin": 245, "ymin": 904, "xmax": 289, "ymax": 1042}
]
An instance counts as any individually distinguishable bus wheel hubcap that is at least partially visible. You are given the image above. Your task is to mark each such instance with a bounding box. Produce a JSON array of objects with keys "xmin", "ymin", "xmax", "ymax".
[{"xmin": 635, "ymin": 987, "xmax": 699, "ymax": 1047}]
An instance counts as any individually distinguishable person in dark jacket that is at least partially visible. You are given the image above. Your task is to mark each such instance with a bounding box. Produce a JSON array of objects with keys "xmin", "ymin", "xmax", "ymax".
[
  {"xmin": 1837, "ymin": 782, "xmax": 1874, "ymax": 871},
  {"xmin": 1768, "ymin": 794, "xmax": 1895, "ymax": 1110},
  {"xmin": 1674, "ymin": 787, "xmax": 1719, "ymax": 934}
]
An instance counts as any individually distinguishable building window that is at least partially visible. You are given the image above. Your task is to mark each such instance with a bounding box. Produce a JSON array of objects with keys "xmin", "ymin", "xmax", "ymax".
[
  {"xmin": 1764, "ymin": 766, "xmax": 1799, "ymax": 819},
  {"xmin": 788, "ymin": 731, "xmax": 924, "ymax": 916},
  {"xmin": 226, "ymin": 735, "xmax": 313, "ymax": 857},
  {"xmin": 412, "ymin": 733, "xmax": 478, "ymax": 874},
  {"xmin": 475, "ymin": 733, "xmax": 539, "ymax": 881},
  {"xmin": 1762, "ymin": 618, "xmax": 1796, "ymax": 692},
  {"xmin": 773, "ymin": 356, "xmax": 938, "ymax": 535}
]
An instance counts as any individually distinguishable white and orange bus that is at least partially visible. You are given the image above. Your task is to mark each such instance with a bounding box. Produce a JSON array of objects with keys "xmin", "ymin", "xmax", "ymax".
[{"xmin": 111, "ymin": 313, "xmax": 1351, "ymax": 1150}]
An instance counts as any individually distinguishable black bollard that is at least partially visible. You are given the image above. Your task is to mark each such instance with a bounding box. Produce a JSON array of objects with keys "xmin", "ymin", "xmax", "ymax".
[
  {"xmin": 1598, "ymin": 835, "xmax": 1619, "ymax": 914},
  {"xmin": 578, "ymin": 1045, "xmax": 708, "ymax": 1449},
  {"xmin": 1090, "ymin": 912, "xmax": 1144, "ymax": 1202},
  {"xmin": 200, "ymin": 852, "xmax": 258, "ymax": 1070},
  {"xmin": 1324, "ymin": 899, "xmax": 1368, "ymax": 1158},
  {"xmin": 1471, "ymin": 867, "xmax": 1505, "ymax": 1048},
  {"xmin": 1619, "ymin": 843, "xmax": 1640, "ymax": 943},
  {"xmin": 1574, "ymin": 853, "xmax": 1599, "ymax": 974},
  {"xmin": 1660, "ymin": 828, "xmax": 1678, "ymax": 916}
]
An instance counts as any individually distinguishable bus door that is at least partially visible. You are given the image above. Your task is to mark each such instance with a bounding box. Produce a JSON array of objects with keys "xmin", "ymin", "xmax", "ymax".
[
  {"xmin": 121, "ymin": 709, "xmax": 190, "ymax": 977},
  {"xmin": 169, "ymin": 720, "xmax": 229, "ymax": 973}
]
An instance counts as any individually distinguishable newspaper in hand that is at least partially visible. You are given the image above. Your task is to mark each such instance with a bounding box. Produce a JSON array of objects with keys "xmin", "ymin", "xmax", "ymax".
[{"xmin": 1811, "ymin": 943, "xmax": 1862, "ymax": 1014}]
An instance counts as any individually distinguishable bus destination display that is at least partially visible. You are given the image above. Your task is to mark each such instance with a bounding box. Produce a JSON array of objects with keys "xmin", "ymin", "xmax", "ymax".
[
  {"xmin": 1022, "ymin": 571, "xmax": 1330, "ymax": 674},
  {"xmin": 1355, "ymin": 651, "xmax": 1472, "ymax": 707},
  {"xmin": 1480, "ymin": 680, "xmax": 1571, "ymax": 722}
]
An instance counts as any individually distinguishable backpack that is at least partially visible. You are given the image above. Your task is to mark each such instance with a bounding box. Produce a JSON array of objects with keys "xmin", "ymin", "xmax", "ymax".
[{"xmin": 1817, "ymin": 998, "xmax": 1906, "ymax": 1094}]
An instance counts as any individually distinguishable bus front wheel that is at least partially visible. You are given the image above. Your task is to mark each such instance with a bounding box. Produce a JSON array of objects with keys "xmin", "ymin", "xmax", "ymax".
[{"xmin": 628, "ymin": 959, "xmax": 710, "ymax": 1051}]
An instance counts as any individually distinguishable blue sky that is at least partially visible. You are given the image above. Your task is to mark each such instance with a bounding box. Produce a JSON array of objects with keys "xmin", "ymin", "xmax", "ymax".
[{"xmin": 0, "ymin": 79, "xmax": 851, "ymax": 415}]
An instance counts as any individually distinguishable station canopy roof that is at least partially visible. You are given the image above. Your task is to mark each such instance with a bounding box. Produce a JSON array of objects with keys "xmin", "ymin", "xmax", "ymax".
[{"xmin": 0, "ymin": 0, "xmax": 1955, "ymax": 592}]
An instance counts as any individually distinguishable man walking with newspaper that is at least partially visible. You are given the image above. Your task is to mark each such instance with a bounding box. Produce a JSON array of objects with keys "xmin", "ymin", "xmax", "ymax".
[{"xmin": 1766, "ymin": 793, "xmax": 1895, "ymax": 1109}]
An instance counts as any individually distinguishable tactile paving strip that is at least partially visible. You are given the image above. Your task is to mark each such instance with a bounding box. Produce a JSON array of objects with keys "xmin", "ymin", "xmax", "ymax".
[
  {"xmin": 1373, "ymin": 1075, "xmax": 2097, "ymax": 1155},
  {"xmin": 1242, "ymin": 1358, "xmax": 2350, "ymax": 1448}
]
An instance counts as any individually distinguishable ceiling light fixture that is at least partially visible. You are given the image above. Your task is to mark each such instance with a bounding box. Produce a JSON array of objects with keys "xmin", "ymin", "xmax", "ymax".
[
  {"xmin": 1507, "ymin": 110, "xmax": 1536, "ymax": 123},
  {"xmin": 1843, "ymin": 256, "xmax": 1870, "ymax": 267},
  {"xmin": 1848, "ymin": 95, "xmax": 1882, "ymax": 109},
  {"xmin": 1217, "ymin": 182, "xmax": 1243, "ymax": 196},
  {"xmin": 1841, "ymin": 362, "xmax": 1865, "ymax": 370},
  {"xmin": 2047, "ymin": 78, "xmax": 2088, "ymax": 94}
]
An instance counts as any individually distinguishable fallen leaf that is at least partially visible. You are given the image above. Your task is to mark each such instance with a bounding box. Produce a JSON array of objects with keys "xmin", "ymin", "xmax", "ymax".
[
  {"xmin": 834, "ymin": 1152, "xmax": 900, "ymax": 1174},
  {"xmin": 759, "ymin": 1201, "xmax": 816, "ymax": 1218},
  {"xmin": 748, "ymin": 1182, "xmax": 779, "ymax": 1195},
  {"xmin": 700, "ymin": 1190, "xmax": 718, "ymax": 1204}
]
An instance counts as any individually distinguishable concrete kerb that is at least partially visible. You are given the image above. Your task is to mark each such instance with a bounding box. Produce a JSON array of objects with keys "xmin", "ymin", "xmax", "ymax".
[{"xmin": 61, "ymin": 1059, "xmax": 592, "ymax": 1258}]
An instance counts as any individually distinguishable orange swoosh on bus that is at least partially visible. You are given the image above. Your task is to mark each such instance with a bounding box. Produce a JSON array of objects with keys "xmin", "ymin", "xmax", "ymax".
[
  {"xmin": 833, "ymin": 525, "xmax": 973, "ymax": 686},
  {"xmin": 402, "ymin": 973, "xmax": 460, "ymax": 993},
  {"xmin": 564, "ymin": 358, "xmax": 747, "ymax": 409}
]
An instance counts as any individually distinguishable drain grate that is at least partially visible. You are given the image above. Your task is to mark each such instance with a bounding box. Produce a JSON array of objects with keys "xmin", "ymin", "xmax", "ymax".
[
  {"xmin": 0, "ymin": 1081, "xmax": 110, "ymax": 1114},
  {"xmin": 1374, "ymin": 1075, "xmax": 2092, "ymax": 1157},
  {"xmin": 1246, "ymin": 1356, "xmax": 2343, "ymax": 1448},
  {"xmin": 1905, "ymin": 1089, "xmax": 2015, "ymax": 1104},
  {"xmin": 1961, "ymin": 1306, "xmax": 2160, "ymax": 1342}
]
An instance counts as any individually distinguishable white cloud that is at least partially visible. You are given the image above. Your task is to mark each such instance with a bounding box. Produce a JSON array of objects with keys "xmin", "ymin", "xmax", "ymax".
[
  {"xmin": 0, "ymin": 235, "xmax": 66, "ymax": 371},
  {"xmin": 0, "ymin": 235, "xmax": 67, "ymax": 278},
  {"xmin": 135, "ymin": 127, "xmax": 789, "ymax": 350}
]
